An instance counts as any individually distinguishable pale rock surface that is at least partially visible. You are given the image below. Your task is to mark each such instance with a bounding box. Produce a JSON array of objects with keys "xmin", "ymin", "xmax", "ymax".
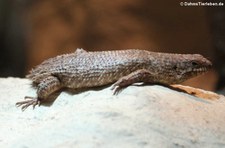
[{"xmin": 0, "ymin": 77, "xmax": 225, "ymax": 148}]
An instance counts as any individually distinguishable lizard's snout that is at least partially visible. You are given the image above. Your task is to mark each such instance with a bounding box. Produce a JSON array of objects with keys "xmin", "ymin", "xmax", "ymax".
[{"xmin": 205, "ymin": 59, "xmax": 212, "ymax": 69}]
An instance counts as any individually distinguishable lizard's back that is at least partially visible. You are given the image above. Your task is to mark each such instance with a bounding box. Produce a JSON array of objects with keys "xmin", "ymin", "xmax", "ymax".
[{"xmin": 27, "ymin": 49, "xmax": 153, "ymax": 88}]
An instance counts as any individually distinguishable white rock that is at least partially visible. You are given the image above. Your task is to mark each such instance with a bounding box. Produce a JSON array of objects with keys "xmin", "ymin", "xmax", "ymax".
[{"xmin": 0, "ymin": 77, "xmax": 225, "ymax": 148}]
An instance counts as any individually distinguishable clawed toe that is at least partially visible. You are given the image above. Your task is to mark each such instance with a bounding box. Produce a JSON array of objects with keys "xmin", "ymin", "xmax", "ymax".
[
  {"xmin": 111, "ymin": 85, "xmax": 125, "ymax": 95},
  {"xmin": 16, "ymin": 96, "xmax": 41, "ymax": 111},
  {"xmin": 111, "ymin": 77, "xmax": 131, "ymax": 95}
]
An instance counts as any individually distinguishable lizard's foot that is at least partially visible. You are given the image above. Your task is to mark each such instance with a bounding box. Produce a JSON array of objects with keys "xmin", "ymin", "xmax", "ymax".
[
  {"xmin": 111, "ymin": 78, "xmax": 128, "ymax": 95},
  {"xmin": 111, "ymin": 69, "xmax": 153, "ymax": 95},
  {"xmin": 16, "ymin": 96, "xmax": 41, "ymax": 111}
]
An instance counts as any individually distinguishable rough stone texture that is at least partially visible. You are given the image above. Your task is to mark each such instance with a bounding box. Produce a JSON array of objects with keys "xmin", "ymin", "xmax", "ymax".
[{"xmin": 0, "ymin": 77, "xmax": 225, "ymax": 148}]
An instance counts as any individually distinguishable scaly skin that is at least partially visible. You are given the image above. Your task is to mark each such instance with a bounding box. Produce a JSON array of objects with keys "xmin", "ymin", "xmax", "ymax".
[{"xmin": 16, "ymin": 48, "xmax": 212, "ymax": 110}]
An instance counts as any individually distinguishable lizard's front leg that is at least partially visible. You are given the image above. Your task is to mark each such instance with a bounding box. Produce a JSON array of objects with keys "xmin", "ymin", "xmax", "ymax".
[
  {"xmin": 111, "ymin": 69, "xmax": 155, "ymax": 94},
  {"xmin": 16, "ymin": 76, "xmax": 62, "ymax": 111}
]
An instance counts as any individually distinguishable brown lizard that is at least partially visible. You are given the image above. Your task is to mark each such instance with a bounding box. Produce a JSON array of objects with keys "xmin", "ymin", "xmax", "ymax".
[{"xmin": 16, "ymin": 48, "xmax": 212, "ymax": 110}]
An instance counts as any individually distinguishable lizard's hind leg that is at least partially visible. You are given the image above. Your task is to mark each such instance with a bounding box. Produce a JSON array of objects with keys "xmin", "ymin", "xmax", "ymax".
[{"xmin": 16, "ymin": 76, "xmax": 62, "ymax": 111}]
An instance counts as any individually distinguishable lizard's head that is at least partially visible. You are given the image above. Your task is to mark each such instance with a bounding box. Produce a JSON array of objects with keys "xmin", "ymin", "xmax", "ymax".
[{"xmin": 168, "ymin": 54, "xmax": 212, "ymax": 83}]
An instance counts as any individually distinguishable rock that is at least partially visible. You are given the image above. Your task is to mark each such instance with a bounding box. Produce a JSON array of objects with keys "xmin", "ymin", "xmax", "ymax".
[{"xmin": 0, "ymin": 77, "xmax": 225, "ymax": 148}]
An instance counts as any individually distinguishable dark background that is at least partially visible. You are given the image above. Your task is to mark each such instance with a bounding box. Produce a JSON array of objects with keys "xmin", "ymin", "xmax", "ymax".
[{"xmin": 0, "ymin": 0, "xmax": 224, "ymax": 93}]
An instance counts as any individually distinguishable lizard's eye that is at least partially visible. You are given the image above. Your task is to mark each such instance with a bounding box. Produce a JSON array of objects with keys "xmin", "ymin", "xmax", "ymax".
[{"xmin": 191, "ymin": 61, "xmax": 198, "ymax": 66}]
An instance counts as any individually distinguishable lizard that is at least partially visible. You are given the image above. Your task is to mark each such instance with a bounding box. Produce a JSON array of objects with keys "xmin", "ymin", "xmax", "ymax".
[{"xmin": 16, "ymin": 48, "xmax": 212, "ymax": 110}]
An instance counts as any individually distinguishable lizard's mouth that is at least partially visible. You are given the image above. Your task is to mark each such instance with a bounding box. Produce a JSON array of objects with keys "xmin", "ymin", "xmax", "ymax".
[
  {"xmin": 192, "ymin": 67, "xmax": 208, "ymax": 73},
  {"xmin": 191, "ymin": 59, "xmax": 212, "ymax": 74},
  {"xmin": 184, "ymin": 63, "xmax": 212, "ymax": 76},
  {"xmin": 191, "ymin": 64, "xmax": 212, "ymax": 75}
]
